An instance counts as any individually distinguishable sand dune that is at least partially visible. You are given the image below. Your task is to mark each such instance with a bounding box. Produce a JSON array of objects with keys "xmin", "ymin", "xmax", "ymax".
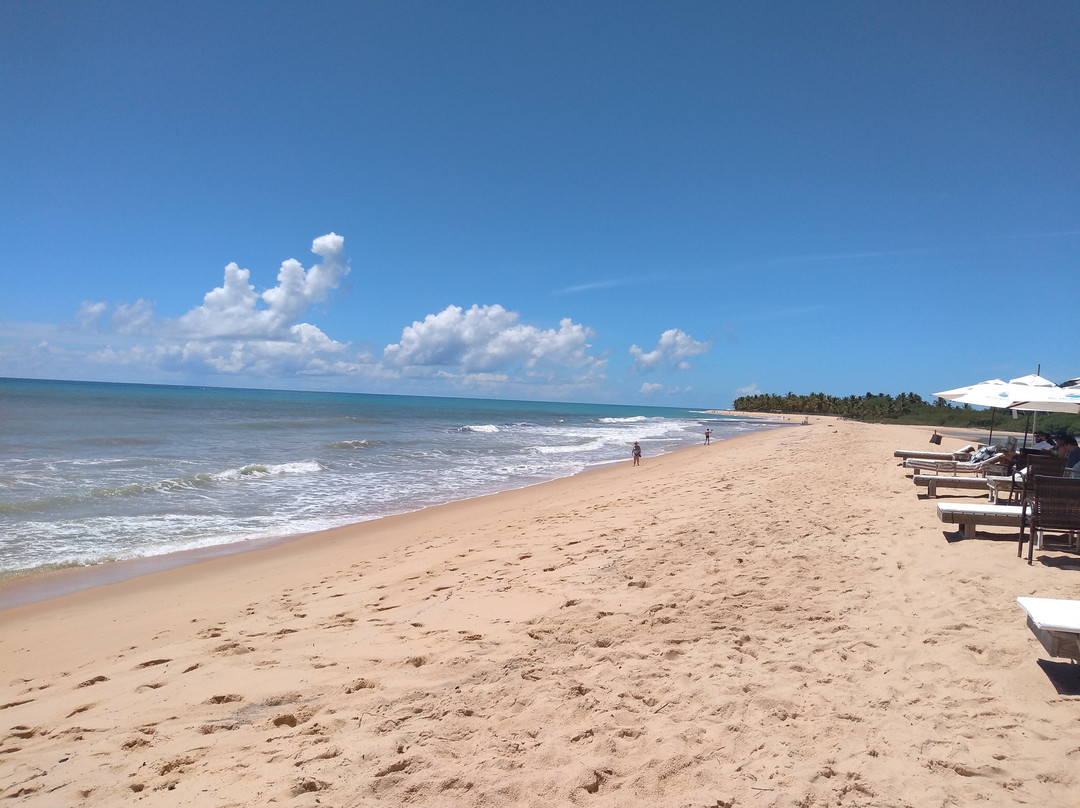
[{"xmin": 2, "ymin": 418, "xmax": 1078, "ymax": 806}]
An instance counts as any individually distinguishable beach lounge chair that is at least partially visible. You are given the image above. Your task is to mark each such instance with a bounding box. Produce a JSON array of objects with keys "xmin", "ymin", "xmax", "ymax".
[
  {"xmin": 903, "ymin": 453, "xmax": 1007, "ymax": 477},
  {"xmin": 1019, "ymin": 476, "xmax": 1080, "ymax": 564},
  {"xmin": 936, "ymin": 502, "xmax": 1023, "ymax": 539},
  {"xmin": 995, "ymin": 455, "xmax": 1067, "ymax": 506},
  {"xmin": 1016, "ymin": 597, "xmax": 1080, "ymax": 662},
  {"xmin": 912, "ymin": 474, "xmax": 1002, "ymax": 498},
  {"xmin": 893, "ymin": 445, "xmax": 975, "ymax": 461}
]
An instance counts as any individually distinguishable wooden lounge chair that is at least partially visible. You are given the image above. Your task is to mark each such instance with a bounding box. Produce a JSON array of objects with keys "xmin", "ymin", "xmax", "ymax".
[
  {"xmin": 937, "ymin": 502, "xmax": 1023, "ymax": 539},
  {"xmin": 1016, "ymin": 597, "xmax": 1080, "ymax": 662},
  {"xmin": 913, "ymin": 474, "xmax": 998, "ymax": 498},
  {"xmin": 903, "ymin": 453, "xmax": 1007, "ymax": 477},
  {"xmin": 893, "ymin": 445, "xmax": 975, "ymax": 461},
  {"xmin": 1020, "ymin": 476, "xmax": 1080, "ymax": 564}
]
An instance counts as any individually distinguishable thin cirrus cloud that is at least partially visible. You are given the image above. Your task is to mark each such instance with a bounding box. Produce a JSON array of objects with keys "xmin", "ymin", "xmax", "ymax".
[
  {"xmin": 553, "ymin": 279, "xmax": 635, "ymax": 295},
  {"xmin": 551, "ymin": 274, "xmax": 672, "ymax": 295}
]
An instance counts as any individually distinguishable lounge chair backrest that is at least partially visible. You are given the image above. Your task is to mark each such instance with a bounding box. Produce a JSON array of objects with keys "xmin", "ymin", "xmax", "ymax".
[
  {"xmin": 1015, "ymin": 448, "xmax": 1054, "ymax": 472},
  {"xmin": 1030, "ymin": 476, "xmax": 1080, "ymax": 533},
  {"xmin": 1022, "ymin": 476, "xmax": 1080, "ymax": 562},
  {"xmin": 1024, "ymin": 455, "xmax": 1068, "ymax": 479},
  {"xmin": 972, "ymin": 453, "xmax": 1006, "ymax": 470},
  {"xmin": 1013, "ymin": 455, "xmax": 1068, "ymax": 505}
]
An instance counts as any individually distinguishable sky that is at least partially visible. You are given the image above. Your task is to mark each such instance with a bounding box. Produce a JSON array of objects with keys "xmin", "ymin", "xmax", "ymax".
[{"xmin": 1, "ymin": 1, "xmax": 1077, "ymax": 408}]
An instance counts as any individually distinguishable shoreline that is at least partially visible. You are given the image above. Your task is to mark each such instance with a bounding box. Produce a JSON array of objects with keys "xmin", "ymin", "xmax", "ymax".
[
  {"xmin": 0, "ymin": 433, "xmax": 755, "ymax": 612},
  {"xmin": 4, "ymin": 418, "xmax": 1078, "ymax": 806}
]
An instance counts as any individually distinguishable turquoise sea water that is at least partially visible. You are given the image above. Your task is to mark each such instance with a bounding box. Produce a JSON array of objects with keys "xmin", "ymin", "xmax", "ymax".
[{"xmin": 0, "ymin": 378, "xmax": 785, "ymax": 576}]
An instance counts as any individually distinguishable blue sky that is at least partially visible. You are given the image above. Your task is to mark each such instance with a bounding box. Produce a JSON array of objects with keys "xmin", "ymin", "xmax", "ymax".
[{"xmin": 2, "ymin": 1, "xmax": 1077, "ymax": 407}]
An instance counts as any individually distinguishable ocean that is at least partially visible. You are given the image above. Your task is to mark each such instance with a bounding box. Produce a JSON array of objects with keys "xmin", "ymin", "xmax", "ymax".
[{"xmin": 0, "ymin": 378, "xmax": 785, "ymax": 578}]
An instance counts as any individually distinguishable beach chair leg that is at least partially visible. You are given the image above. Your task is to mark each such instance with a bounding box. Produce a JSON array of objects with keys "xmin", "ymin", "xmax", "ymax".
[{"xmin": 962, "ymin": 522, "xmax": 976, "ymax": 540}]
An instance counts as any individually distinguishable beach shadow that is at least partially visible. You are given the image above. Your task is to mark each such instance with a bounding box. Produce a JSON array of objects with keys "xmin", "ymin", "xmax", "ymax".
[
  {"xmin": 942, "ymin": 530, "xmax": 1019, "ymax": 545},
  {"xmin": 1035, "ymin": 659, "xmax": 1080, "ymax": 695},
  {"xmin": 1035, "ymin": 555, "xmax": 1080, "ymax": 572},
  {"xmin": 918, "ymin": 493, "xmax": 987, "ymax": 502}
]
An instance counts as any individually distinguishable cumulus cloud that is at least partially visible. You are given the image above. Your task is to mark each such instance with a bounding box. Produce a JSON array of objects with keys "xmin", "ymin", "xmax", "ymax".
[
  {"xmin": 61, "ymin": 234, "xmax": 356, "ymax": 379},
  {"xmin": 176, "ymin": 232, "xmax": 347, "ymax": 340},
  {"xmin": 735, "ymin": 383, "xmax": 760, "ymax": 396},
  {"xmin": 639, "ymin": 382, "xmax": 663, "ymax": 394},
  {"xmin": 17, "ymin": 234, "xmax": 617, "ymax": 394},
  {"xmin": 629, "ymin": 328, "xmax": 711, "ymax": 373},
  {"xmin": 383, "ymin": 304, "xmax": 606, "ymax": 382}
]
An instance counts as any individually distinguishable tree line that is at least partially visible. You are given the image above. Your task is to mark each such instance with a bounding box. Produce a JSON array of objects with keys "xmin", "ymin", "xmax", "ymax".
[{"xmin": 732, "ymin": 391, "xmax": 1080, "ymax": 434}]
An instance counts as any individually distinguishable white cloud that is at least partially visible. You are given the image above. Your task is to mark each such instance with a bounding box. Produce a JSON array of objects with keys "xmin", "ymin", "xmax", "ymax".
[
  {"xmin": 554, "ymin": 279, "xmax": 632, "ymax": 295},
  {"xmin": 63, "ymin": 234, "xmax": 357, "ymax": 379},
  {"xmin": 629, "ymin": 328, "xmax": 711, "ymax": 373},
  {"xmin": 112, "ymin": 299, "xmax": 156, "ymax": 335},
  {"xmin": 383, "ymin": 304, "xmax": 606, "ymax": 382},
  {"xmin": 76, "ymin": 301, "xmax": 108, "ymax": 331},
  {"xmin": 6, "ymin": 235, "xmax": 619, "ymax": 395},
  {"xmin": 639, "ymin": 382, "xmax": 663, "ymax": 394},
  {"xmin": 176, "ymin": 232, "xmax": 347, "ymax": 340},
  {"xmin": 735, "ymin": 383, "xmax": 760, "ymax": 396}
]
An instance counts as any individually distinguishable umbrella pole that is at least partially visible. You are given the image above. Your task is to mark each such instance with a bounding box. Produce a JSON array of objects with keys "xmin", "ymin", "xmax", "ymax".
[
  {"xmin": 1032, "ymin": 365, "xmax": 1040, "ymax": 437},
  {"xmin": 988, "ymin": 408, "xmax": 996, "ymax": 445}
]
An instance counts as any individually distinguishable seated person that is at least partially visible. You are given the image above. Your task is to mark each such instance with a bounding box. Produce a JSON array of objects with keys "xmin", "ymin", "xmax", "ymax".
[
  {"xmin": 1055, "ymin": 435, "xmax": 1080, "ymax": 476},
  {"xmin": 1032, "ymin": 431, "xmax": 1054, "ymax": 451}
]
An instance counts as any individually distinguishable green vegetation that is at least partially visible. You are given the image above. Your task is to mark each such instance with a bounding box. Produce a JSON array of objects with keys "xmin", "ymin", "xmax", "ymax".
[{"xmin": 733, "ymin": 391, "xmax": 1080, "ymax": 435}]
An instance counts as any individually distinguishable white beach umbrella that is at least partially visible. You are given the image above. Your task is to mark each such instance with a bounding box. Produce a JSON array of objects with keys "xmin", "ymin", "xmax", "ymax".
[
  {"xmin": 933, "ymin": 378, "xmax": 1015, "ymax": 408},
  {"xmin": 935, "ymin": 375, "xmax": 1075, "ymax": 411},
  {"xmin": 933, "ymin": 378, "xmax": 1022, "ymax": 444},
  {"xmin": 1007, "ymin": 387, "xmax": 1080, "ymax": 414},
  {"xmin": 995, "ymin": 374, "xmax": 1080, "ymax": 413},
  {"xmin": 1008, "ymin": 373, "xmax": 1058, "ymax": 388},
  {"xmin": 1004, "ymin": 375, "xmax": 1065, "ymax": 432},
  {"xmin": 935, "ymin": 375, "xmax": 1080, "ymax": 445}
]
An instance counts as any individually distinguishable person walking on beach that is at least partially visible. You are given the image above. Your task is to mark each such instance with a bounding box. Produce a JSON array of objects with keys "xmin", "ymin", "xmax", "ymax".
[
  {"xmin": 704, "ymin": 428, "xmax": 711, "ymax": 445},
  {"xmin": 632, "ymin": 441, "xmax": 642, "ymax": 465}
]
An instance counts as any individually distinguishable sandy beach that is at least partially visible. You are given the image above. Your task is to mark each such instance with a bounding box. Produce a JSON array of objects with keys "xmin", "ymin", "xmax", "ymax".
[{"xmin": 3, "ymin": 418, "xmax": 1078, "ymax": 807}]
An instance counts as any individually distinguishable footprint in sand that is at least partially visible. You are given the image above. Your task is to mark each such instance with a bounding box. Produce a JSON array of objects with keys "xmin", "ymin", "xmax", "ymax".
[
  {"xmin": 206, "ymin": 694, "xmax": 243, "ymax": 704},
  {"xmin": 135, "ymin": 658, "xmax": 171, "ymax": 669},
  {"xmin": 346, "ymin": 678, "xmax": 377, "ymax": 693}
]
